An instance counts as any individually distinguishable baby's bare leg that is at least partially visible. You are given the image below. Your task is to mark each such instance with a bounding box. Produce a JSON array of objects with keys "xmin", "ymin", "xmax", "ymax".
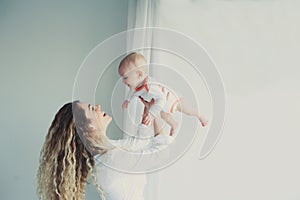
[
  {"xmin": 153, "ymin": 117, "xmax": 165, "ymax": 136},
  {"xmin": 161, "ymin": 111, "xmax": 178, "ymax": 136},
  {"xmin": 176, "ymin": 98, "xmax": 208, "ymax": 127}
]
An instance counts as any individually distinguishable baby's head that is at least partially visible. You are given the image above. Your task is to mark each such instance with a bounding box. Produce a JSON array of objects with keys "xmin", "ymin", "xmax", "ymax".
[{"xmin": 118, "ymin": 52, "xmax": 149, "ymax": 90}]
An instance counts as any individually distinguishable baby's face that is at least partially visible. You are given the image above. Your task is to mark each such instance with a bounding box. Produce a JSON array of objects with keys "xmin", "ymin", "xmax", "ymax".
[{"xmin": 119, "ymin": 67, "xmax": 141, "ymax": 90}]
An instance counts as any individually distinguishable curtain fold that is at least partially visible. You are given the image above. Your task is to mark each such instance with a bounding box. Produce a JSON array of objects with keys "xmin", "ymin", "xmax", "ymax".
[
  {"xmin": 123, "ymin": 0, "xmax": 158, "ymax": 138},
  {"xmin": 124, "ymin": 1, "xmax": 160, "ymax": 200}
]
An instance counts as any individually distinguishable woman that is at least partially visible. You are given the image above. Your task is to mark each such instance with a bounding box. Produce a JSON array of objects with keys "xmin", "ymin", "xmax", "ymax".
[{"xmin": 37, "ymin": 99, "xmax": 174, "ymax": 200}]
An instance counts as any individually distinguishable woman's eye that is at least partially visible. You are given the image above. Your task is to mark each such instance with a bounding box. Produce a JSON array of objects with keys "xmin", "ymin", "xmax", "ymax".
[{"xmin": 92, "ymin": 106, "xmax": 94, "ymax": 111}]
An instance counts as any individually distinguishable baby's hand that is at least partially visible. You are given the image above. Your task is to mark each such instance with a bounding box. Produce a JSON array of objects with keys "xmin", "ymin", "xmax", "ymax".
[{"xmin": 122, "ymin": 100, "xmax": 130, "ymax": 109}]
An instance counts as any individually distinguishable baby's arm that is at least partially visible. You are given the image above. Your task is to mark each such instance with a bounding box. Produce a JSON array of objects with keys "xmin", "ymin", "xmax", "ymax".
[
  {"xmin": 122, "ymin": 100, "xmax": 130, "ymax": 109},
  {"xmin": 122, "ymin": 89, "xmax": 136, "ymax": 109}
]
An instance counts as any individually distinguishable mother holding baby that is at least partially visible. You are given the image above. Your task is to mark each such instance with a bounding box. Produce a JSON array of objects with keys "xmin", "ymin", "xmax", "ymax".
[{"xmin": 37, "ymin": 52, "xmax": 207, "ymax": 200}]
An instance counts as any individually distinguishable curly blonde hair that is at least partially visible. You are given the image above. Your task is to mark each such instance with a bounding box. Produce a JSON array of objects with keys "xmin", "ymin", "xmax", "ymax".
[{"xmin": 37, "ymin": 102, "xmax": 109, "ymax": 200}]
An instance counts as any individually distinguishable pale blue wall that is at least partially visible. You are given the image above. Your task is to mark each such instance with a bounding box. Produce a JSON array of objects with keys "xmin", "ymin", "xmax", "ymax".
[{"xmin": 0, "ymin": 1, "xmax": 128, "ymax": 199}]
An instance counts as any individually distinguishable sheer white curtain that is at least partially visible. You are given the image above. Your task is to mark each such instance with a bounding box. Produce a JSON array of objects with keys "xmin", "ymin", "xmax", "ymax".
[
  {"xmin": 125, "ymin": 1, "xmax": 160, "ymax": 200},
  {"xmin": 123, "ymin": 0, "xmax": 158, "ymax": 138}
]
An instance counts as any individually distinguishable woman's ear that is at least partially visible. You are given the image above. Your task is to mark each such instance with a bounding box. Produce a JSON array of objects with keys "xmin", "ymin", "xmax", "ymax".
[
  {"xmin": 137, "ymin": 69, "xmax": 144, "ymax": 78},
  {"xmin": 88, "ymin": 124, "xmax": 97, "ymax": 131}
]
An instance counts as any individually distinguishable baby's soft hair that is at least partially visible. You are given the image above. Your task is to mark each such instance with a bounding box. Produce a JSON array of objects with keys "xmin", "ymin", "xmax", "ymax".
[
  {"xmin": 118, "ymin": 52, "xmax": 148, "ymax": 74},
  {"xmin": 37, "ymin": 101, "xmax": 108, "ymax": 200}
]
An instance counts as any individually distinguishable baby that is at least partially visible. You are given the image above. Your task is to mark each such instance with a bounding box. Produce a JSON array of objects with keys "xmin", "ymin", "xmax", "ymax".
[{"xmin": 118, "ymin": 52, "xmax": 208, "ymax": 135}]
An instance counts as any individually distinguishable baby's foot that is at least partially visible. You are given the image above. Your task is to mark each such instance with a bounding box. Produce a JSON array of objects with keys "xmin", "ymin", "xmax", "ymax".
[
  {"xmin": 169, "ymin": 121, "xmax": 178, "ymax": 136},
  {"xmin": 199, "ymin": 115, "xmax": 208, "ymax": 127}
]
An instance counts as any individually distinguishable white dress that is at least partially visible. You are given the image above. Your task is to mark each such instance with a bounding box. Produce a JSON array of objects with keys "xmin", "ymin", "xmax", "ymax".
[{"xmin": 94, "ymin": 125, "xmax": 174, "ymax": 200}]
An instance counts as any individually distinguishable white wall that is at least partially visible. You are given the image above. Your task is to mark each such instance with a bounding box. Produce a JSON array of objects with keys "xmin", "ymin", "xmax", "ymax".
[
  {"xmin": 155, "ymin": 0, "xmax": 300, "ymax": 199},
  {"xmin": 0, "ymin": 1, "xmax": 128, "ymax": 199},
  {"xmin": 1, "ymin": 1, "xmax": 299, "ymax": 199}
]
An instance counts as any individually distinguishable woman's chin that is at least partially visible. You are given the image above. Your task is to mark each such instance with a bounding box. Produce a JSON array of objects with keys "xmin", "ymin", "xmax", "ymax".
[{"xmin": 107, "ymin": 116, "xmax": 112, "ymax": 123}]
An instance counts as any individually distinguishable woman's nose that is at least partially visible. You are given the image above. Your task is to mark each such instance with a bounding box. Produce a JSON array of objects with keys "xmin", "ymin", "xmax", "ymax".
[{"xmin": 95, "ymin": 105, "xmax": 101, "ymax": 111}]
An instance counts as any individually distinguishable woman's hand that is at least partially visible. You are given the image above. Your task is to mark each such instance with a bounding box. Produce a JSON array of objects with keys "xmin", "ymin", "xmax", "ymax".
[
  {"xmin": 142, "ymin": 113, "xmax": 154, "ymax": 126},
  {"xmin": 139, "ymin": 96, "xmax": 155, "ymax": 126}
]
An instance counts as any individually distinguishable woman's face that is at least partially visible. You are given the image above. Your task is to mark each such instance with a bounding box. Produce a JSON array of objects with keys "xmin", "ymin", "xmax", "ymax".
[{"xmin": 76, "ymin": 102, "xmax": 112, "ymax": 133}]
